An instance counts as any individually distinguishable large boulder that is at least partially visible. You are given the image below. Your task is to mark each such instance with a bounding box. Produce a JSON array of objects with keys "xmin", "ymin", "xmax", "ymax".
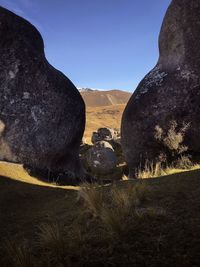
[
  {"xmin": 121, "ymin": 0, "xmax": 200, "ymax": 177},
  {"xmin": 84, "ymin": 141, "xmax": 117, "ymax": 177},
  {"xmin": 0, "ymin": 7, "xmax": 85, "ymax": 179},
  {"xmin": 91, "ymin": 127, "xmax": 123, "ymax": 164}
]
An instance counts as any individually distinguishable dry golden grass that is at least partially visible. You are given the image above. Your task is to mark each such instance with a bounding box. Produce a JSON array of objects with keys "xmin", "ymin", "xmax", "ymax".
[
  {"xmin": 1, "ymin": 169, "xmax": 200, "ymax": 266},
  {"xmin": 136, "ymin": 160, "xmax": 200, "ymax": 179},
  {"xmin": 3, "ymin": 239, "xmax": 37, "ymax": 267},
  {"xmin": 37, "ymin": 221, "xmax": 67, "ymax": 265},
  {"xmin": 37, "ymin": 221, "xmax": 65, "ymax": 252},
  {"xmin": 78, "ymin": 182, "xmax": 103, "ymax": 217},
  {"xmin": 84, "ymin": 104, "xmax": 126, "ymax": 143},
  {"xmin": 136, "ymin": 162, "xmax": 166, "ymax": 179},
  {"xmin": 0, "ymin": 161, "xmax": 79, "ymax": 190},
  {"xmin": 79, "ymin": 181, "xmax": 152, "ymax": 238},
  {"xmin": 80, "ymin": 89, "xmax": 131, "ymax": 107}
]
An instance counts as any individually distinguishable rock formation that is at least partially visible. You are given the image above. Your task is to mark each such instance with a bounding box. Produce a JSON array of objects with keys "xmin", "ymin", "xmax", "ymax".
[
  {"xmin": 0, "ymin": 7, "xmax": 85, "ymax": 180},
  {"xmin": 91, "ymin": 127, "xmax": 119, "ymax": 144},
  {"xmin": 91, "ymin": 127, "xmax": 123, "ymax": 164},
  {"xmin": 84, "ymin": 141, "xmax": 117, "ymax": 178},
  {"xmin": 121, "ymin": 0, "xmax": 200, "ymax": 177}
]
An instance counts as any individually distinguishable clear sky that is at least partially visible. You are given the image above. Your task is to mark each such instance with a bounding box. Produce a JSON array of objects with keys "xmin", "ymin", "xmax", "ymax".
[{"xmin": 0, "ymin": 0, "xmax": 171, "ymax": 92}]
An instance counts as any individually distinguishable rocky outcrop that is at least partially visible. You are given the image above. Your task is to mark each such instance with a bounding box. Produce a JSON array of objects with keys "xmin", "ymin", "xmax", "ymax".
[
  {"xmin": 0, "ymin": 7, "xmax": 85, "ymax": 180},
  {"xmin": 91, "ymin": 127, "xmax": 119, "ymax": 144},
  {"xmin": 84, "ymin": 141, "xmax": 117, "ymax": 174},
  {"xmin": 121, "ymin": 0, "xmax": 200, "ymax": 177},
  {"xmin": 92, "ymin": 127, "xmax": 123, "ymax": 164},
  {"xmin": 82, "ymin": 141, "xmax": 121, "ymax": 181}
]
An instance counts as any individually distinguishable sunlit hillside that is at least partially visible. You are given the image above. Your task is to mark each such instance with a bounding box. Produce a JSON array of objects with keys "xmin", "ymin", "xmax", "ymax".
[
  {"xmin": 80, "ymin": 89, "xmax": 131, "ymax": 107},
  {"xmin": 84, "ymin": 104, "xmax": 126, "ymax": 143}
]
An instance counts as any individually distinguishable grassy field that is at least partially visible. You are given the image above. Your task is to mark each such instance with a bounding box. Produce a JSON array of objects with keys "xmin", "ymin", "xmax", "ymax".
[
  {"xmin": 84, "ymin": 104, "xmax": 125, "ymax": 143},
  {"xmin": 0, "ymin": 161, "xmax": 200, "ymax": 266}
]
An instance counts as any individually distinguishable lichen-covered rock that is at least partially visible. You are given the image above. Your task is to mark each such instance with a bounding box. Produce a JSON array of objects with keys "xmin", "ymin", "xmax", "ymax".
[
  {"xmin": 84, "ymin": 141, "xmax": 117, "ymax": 176},
  {"xmin": 0, "ymin": 7, "xmax": 85, "ymax": 179},
  {"xmin": 121, "ymin": 0, "xmax": 200, "ymax": 177}
]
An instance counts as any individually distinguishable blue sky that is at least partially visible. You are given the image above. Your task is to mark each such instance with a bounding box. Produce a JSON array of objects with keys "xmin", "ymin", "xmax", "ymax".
[{"xmin": 0, "ymin": 0, "xmax": 171, "ymax": 92}]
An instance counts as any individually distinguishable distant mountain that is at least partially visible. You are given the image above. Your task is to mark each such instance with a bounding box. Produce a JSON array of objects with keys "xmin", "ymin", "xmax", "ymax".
[
  {"xmin": 79, "ymin": 88, "xmax": 131, "ymax": 107},
  {"xmin": 79, "ymin": 88, "xmax": 94, "ymax": 92}
]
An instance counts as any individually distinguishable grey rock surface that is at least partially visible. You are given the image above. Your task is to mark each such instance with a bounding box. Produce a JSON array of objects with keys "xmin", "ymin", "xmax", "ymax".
[
  {"xmin": 85, "ymin": 141, "xmax": 117, "ymax": 176},
  {"xmin": 121, "ymin": 0, "xmax": 200, "ymax": 177},
  {"xmin": 0, "ymin": 7, "xmax": 85, "ymax": 177},
  {"xmin": 91, "ymin": 127, "xmax": 123, "ymax": 162}
]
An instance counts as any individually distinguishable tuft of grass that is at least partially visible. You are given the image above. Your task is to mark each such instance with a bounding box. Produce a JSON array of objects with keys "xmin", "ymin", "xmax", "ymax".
[
  {"xmin": 78, "ymin": 182, "xmax": 103, "ymax": 217},
  {"xmin": 102, "ymin": 182, "xmax": 152, "ymax": 237},
  {"xmin": 111, "ymin": 184, "xmax": 135, "ymax": 211},
  {"xmin": 2, "ymin": 239, "xmax": 37, "ymax": 267},
  {"xmin": 136, "ymin": 159, "xmax": 200, "ymax": 179},
  {"xmin": 79, "ymin": 181, "xmax": 150, "ymax": 238},
  {"xmin": 135, "ymin": 206, "xmax": 167, "ymax": 222},
  {"xmin": 174, "ymin": 155, "xmax": 193, "ymax": 169},
  {"xmin": 136, "ymin": 161, "xmax": 167, "ymax": 179},
  {"xmin": 100, "ymin": 206, "xmax": 126, "ymax": 238},
  {"xmin": 143, "ymin": 207, "xmax": 167, "ymax": 218},
  {"xmin": 37, "ymin": 221, "xmax": 67, "ymax": 265},
  {"xmin": 100, "ymin": 184, "xmax": 136, "ymax": 237},
  {"xmin": 134, "ymin": 182, "xmax": 150, "ymax": 203}
]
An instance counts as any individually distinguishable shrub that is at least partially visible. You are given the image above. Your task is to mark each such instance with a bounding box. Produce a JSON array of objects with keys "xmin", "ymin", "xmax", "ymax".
[{"xmin": 154, "ymin": 120, "xmax": 190, "ymax": 163}]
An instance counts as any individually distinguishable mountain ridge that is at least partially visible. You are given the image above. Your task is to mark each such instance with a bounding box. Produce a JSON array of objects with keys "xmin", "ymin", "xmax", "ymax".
[{"xmin": 79, "ymin": 88, "xmax": 131, "ymax": 107}]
